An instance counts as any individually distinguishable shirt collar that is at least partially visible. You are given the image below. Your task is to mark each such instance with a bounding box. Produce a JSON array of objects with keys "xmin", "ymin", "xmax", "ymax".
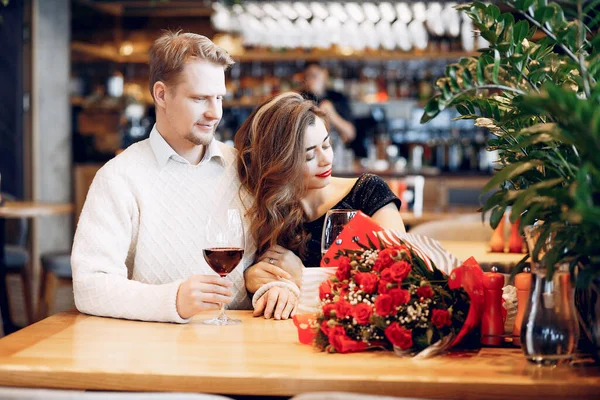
[{"xmin": 149, "ymin": 124, "xmax": 225, "ymax": 168}]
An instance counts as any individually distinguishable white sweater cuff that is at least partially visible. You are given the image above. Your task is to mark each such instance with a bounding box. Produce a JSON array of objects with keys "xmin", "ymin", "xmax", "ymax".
[
  {"xmin": 167, "ymin": 279, "xmax": 191, "ymax": 324},
  {"xmin": 251, "ymin": 279, "xmax": 301, "ymax": 309}
]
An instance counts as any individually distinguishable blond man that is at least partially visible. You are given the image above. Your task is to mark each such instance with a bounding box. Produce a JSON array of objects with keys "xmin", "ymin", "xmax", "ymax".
[{"xmin": 72, "ymin": 32, "xmax": 297, "ymax": 323}]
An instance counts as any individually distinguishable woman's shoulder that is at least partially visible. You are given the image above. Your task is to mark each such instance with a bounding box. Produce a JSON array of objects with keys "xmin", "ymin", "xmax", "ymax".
[
  {"xmin": 354, "ymin": 173, "xmax": 389, "ymax": 192},
  {"xmin": 346, "ymin": 173, "xmax": 400, "ymax": 214},
  {"xmin": 330, "ymin": 176, "xmax": 359, "ymax": 193}
]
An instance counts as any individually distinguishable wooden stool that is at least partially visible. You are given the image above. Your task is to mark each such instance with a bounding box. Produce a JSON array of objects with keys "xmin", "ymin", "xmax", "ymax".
[{"xmin": 38, "ymin": 252, "xmax": 72, "ymax": 320}]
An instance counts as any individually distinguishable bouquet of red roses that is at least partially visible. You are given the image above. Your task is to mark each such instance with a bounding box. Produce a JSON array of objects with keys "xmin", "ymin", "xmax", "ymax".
[{"xmin": 316, "ymin": 236, "xmax": 472, "ymax": 356}]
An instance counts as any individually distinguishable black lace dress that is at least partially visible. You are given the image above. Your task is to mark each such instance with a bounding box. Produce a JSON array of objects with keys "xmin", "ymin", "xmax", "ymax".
[{"xmin": 297, "ymin": 173, "xmax": 402, "ymax": 267}]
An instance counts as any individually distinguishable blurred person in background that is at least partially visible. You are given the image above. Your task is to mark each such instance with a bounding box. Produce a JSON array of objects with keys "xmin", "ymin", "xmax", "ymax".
[{"xmin": 301, "ymin": 62, "xmax": 356, "ymax": 145}]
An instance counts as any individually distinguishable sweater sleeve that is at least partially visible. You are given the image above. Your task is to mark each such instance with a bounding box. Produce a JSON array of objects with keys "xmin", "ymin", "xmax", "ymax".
[{"xmin": 71, "ymin": 172, "xmax": 189, "ymax": 324}]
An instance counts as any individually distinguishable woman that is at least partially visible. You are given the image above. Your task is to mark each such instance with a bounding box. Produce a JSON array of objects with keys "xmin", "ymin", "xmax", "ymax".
[{"xmin": 237, "ymin": 92, "xmax": 406, "ymax": 318}]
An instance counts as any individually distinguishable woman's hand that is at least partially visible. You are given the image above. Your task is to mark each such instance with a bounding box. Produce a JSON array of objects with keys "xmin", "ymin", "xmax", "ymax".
[
  {"xmin": 244, "ymin": 260, "xmax": 293, "ymax": 294},
  {"xmin": 259, "ymin": 245, "xmax": 304, "ymax": 288},
  {"xmin": 253, "ymin": 286, "xmax": 298, "ymax": 320}
]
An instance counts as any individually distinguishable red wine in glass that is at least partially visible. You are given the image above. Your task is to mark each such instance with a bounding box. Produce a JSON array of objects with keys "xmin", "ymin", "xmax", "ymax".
[
  {"xmin": 203, "ymin": 247, "xmax": 244, "ymax": 277},
  {"xmin": 202, "ymin": 209, "xmax": 245, "ymax": 326}
]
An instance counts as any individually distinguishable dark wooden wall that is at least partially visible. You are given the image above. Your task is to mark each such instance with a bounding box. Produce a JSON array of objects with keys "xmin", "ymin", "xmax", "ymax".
[{"xmin": 0, "ymin": 0, "xmax": 24, "ymax": 198}]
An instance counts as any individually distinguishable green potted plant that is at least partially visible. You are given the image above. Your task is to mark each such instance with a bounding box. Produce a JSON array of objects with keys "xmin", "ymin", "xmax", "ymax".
[{"xmin": 420, "ymin": 0, "xmax": 599, "ymax": 360}]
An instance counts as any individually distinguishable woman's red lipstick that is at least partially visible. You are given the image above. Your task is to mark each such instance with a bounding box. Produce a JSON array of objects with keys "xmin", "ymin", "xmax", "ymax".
[{"xmin": 316, "ymin": 169, "xmax": 332, "ymax": 178}]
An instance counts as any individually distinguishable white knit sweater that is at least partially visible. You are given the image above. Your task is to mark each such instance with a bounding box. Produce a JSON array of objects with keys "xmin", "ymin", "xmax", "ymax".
[{"xmin": 71, "ymin": 133, "xmax": 255, "ymax": 323}]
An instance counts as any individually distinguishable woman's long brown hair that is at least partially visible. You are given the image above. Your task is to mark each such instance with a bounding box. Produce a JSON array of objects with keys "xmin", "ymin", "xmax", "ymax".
[{"xmin": 235, "ymin": 92, "xmax": 325, "ymax": 258}]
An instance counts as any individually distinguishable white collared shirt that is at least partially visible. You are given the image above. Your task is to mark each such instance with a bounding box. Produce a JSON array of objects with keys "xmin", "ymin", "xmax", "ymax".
[{"xmin": 149, "ymin": 124, "xmax": 225, "ymax": 168}]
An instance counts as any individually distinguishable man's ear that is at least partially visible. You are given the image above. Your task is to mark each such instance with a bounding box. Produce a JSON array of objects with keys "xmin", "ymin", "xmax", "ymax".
[{"xmin": 153, "ymin": 81, "xmax": 168, "ymax": 109}]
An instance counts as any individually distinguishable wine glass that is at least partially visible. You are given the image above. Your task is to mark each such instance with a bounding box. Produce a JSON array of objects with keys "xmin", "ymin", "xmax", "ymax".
[
  {"xmin": 202, "ymin": 209, "xmax": 245, "ymax": 326},
  {"xmin": 321, "ymin": 209, "xmax": 358, "ymax": 259}
]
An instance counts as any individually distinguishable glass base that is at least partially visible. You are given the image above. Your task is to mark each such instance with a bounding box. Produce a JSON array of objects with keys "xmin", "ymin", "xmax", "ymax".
[
  {"xmin": 525, "ymin": 353, "xmax": 573, "ymax": 366},
  {"xmin": 202, "ymin": 316, "xmax": 241, "ymax": 326}
]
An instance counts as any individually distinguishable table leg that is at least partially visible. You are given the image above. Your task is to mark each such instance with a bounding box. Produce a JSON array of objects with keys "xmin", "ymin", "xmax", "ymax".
[{"xmin": 0, "ymin": 217, "xmax": 19, "ymax": 335}]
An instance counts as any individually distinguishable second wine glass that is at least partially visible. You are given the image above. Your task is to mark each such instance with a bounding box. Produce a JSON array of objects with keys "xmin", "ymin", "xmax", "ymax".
[{"xmin": 321, "ymin": 209, "xmax": 357, "ymax": 259}]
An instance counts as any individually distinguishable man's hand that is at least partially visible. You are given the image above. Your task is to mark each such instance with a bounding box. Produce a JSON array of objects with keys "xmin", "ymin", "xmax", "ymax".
[
  {"xmin": 318, "ymin": 99, "xmax": 356, "ymax": 143},
  {"xmin": 253, "ymin": 286, "xmax": 298, "ymax": 320},
  {"xmin": 318, "ymin": 99, "xmax": 336, "ymax": 116},
  {"xmin": 176, "ymin": 275, "xmax": 233, "ymax": 319}
]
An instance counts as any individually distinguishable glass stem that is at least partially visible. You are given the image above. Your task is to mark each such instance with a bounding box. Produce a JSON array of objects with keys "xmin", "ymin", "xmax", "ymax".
[{"xmin": 218, "ymin": 303, "xmax": 227, "ymax": 321}]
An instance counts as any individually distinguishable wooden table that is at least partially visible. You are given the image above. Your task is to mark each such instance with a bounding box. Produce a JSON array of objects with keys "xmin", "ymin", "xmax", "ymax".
[
  {"xmin": 1, "ymin": 310, "xmax": 599, "ymax": 399},
  {"xmin": 0, "ymin": 201, "xmax": 74, "ymax": 335},
  {"xmin": 439, "ymin": 240, "xmax": 528, "ymax": 273}
]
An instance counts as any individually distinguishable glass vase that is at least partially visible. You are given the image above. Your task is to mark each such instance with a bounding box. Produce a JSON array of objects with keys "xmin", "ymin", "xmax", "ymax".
[{"xmin": 521, "ymin": 225, "xmax": 579, "ymax": 365}]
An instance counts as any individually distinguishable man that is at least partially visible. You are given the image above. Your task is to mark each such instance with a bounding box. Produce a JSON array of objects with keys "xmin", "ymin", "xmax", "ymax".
[
  {"xmin": 72, "ymin": 31, "xmax": 296, "ymax": 323},
  {"xmin": 302, "ymin": 62, "xmax": 356, "ymax": 144}
]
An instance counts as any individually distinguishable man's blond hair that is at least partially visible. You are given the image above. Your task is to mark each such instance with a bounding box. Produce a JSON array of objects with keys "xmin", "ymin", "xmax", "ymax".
[{"xmin": 149, "ymin": 30, "xmax": 234, "ymax": 100}]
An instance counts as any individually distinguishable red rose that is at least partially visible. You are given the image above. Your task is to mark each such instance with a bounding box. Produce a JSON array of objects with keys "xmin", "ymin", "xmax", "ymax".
[
  {"xmin": 385, "ymin": 322, "xmax": 413, "ymax": 350},
  {"xmin": 390, "ymin": 261, "xmax": 411, "ymax": 282},
  {"xmin": 322, "ymin": 303, "xmax": 335, "ymax": 318},
  {"xmin": 335, "ymin": 300, "xmax": 353, "ymax": 320},
  {"xmin": 352, "ymin": 303, "xmax": 373, "ymax": 324},
  {"xmin": 372, "ymin": 258, "xmax": 384, "ymax": 272},
  {"xmin": 377, "ymin": 249, "xmax": 397, "ymax": 269},
  {"xmin": 336, "ymin": 257, "xmax": 352, "ymax": 281},
  {"xmin": 319, "ymin": 280, "xmax": 333, "ymax": 300},
  {"xmin": 355, "ymin": 272, "xmax": 379, "ymax": 294},
  {"xmin": 377, "ymin": 280, "xmax": 390, "ymax": 294},
  {"xmin": 320, "ymin": 320, "xmax": 331, "ymax": 336},
  {"xmin": 380, "ymin": 268, "xmax": 393, "ymax": 282},
  {"xmin": 431, "ymin": 309, "xmax": 452, "ymax": 329},
  {"xmin": 388, "ymin": 288, "xmax": 410, "ymax": 307},
  {"xmin": 374, "ymin": 294, "xmax": 395, "ymax": 316},
  {"xmin": 416, "ymin": 285, "xmax": 434, "ymax": 299}
]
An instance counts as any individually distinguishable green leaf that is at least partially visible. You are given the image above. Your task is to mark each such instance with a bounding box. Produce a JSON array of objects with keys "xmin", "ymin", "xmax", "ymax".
[
  {"xmin": 490, "ymin": 206, "xmax": 506, "ymax": 229},
  {"xmin": 482, "ymin": 160, "xmax": 544, "ymax": 193},
  {"xmin": 482, "ymin": 190, "xmax": 513, "ymax": 214},
  {"xmin": 548, "ymin": 3, "xmax": 567, "ymax": 29},
  {"xmin": 513, "ymin": 20, "xmax": 529, "ymax": 44},
  {"xmin": 492, "ymin": 49, "xmax": 500, "ymax": 84},
  {"xmin": 462, "ymin": 68, "xmax": 474, "ymax": 89},
  {"xmin": 447, "ymin": 65, "xmax": 461, "ymax": 92},
  {"xmin": 584, "ymin": 0, "xmax": 600, "ymax": 15},
  {"xmin": 513, "ymin": 0, "xmax": 535, "ymax": 11},
  {"xmin": 455, "ymin": 104, "xmax": 470, "ymax": 116},
  {"xmin": 535, "ymin": 6, "xmax": 556, "ymax": 25},
  {"xmin": 476, "ymin": 56, "xmax": 486, "ymax": 84},
  {"xmin": 527, "ymin": 24, "xmax": 537, "ymax": 38},
  {"xmin": 510, "ymin": 254, "xmax": 531, "ymax": 278},
  {"xmin": 421, "ymin": 97, "xmax": 443, "ymax": 123},
  {"xmin": 487, "ymin": 4, "xmax": 501, "ymax": 20}
]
